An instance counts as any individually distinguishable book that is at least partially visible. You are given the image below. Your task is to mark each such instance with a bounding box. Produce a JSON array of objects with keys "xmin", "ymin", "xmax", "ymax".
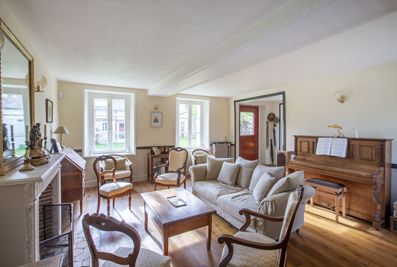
[
  {"xmin": 315, "ymin": 138, "xmax": 347, "ymax": 158},
  {"xmin": 167, "ymin": 196, "xmax": 186, "ymax": 207}
]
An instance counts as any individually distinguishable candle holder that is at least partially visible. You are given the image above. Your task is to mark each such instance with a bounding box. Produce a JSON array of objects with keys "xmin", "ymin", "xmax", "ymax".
[{"xmin": 20, "ymin": 141, "xmax": 35, "ymax": 172}]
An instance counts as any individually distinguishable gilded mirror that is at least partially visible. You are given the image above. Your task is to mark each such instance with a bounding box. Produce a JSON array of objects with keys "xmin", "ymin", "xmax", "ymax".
[{"xmin": 0, "ymin": 19, "xmax": 35, "ymax": 175}]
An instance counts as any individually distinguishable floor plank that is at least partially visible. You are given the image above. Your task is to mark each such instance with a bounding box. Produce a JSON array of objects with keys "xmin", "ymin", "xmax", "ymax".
[{"xmin": 73, "ymin": 180, "xmax": 397, "ymax": 267}]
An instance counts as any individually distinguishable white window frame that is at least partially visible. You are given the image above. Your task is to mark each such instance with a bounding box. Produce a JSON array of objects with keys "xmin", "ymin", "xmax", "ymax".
[
  {"xmin": 176, "ymin": 98, "xmax": 209, "ymax": 149},
  {"xmin": 84, "ymin": 90, "xmax": 135, "ymax": 156}
]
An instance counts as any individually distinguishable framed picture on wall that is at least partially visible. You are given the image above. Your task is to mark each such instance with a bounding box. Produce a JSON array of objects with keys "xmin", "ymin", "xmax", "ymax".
[
  {"xmin": 46, "ymin": 99, "xmax": 53, "ymax": 123},
  {"xmin": 150, "ymin": 111, "xmax": 162, "ymax": 128}
]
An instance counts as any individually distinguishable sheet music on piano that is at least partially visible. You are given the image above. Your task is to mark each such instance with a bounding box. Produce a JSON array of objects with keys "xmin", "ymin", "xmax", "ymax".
[{"xmin": 315, "ymin": 137, "xmax": 348, "ymax": 158}]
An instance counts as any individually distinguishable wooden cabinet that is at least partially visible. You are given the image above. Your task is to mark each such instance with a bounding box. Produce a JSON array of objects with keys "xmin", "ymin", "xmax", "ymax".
[{"xmin": 61, "ymin": 148, "xmax": 86, "ymax": 214}]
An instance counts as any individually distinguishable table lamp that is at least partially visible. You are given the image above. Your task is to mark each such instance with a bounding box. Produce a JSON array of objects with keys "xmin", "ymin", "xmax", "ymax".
[{"xmin": 53, "ymin": 126, "xmax": 70, "ymax": 148}]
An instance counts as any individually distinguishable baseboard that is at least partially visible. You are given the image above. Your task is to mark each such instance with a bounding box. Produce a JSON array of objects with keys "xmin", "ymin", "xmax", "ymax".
[{"xmin": 84, "ymin": 175, "xmax": 148, "ymax": 188}]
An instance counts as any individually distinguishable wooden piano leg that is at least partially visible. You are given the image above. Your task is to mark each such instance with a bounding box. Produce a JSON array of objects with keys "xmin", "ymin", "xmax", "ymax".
[
  {"xmin": 342, "ymin": 195, "xmax": 346, "ymax": 217},
  {"xmin": 335, "ymin": 195, "xmax": 340, "ymax": 223}
]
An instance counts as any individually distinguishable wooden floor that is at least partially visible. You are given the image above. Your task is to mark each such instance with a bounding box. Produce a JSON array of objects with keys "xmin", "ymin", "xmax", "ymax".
[{"xmin": 73, "ymin": 180, "xmax": 397, "ymax": 267}]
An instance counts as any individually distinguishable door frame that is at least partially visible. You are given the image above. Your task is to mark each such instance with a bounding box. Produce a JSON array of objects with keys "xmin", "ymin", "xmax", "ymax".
[{"xmin": 234, "ymin": 91, "xmax": 286, "ymax": 158}]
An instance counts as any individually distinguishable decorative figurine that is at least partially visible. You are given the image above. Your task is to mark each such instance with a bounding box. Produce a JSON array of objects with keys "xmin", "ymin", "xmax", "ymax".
[
  {"xmin": 328, "ymin": 124, "xmax": 344, "ymax": 138},
  {"xmin": 28, "ymin": 123, "xmax": 50, "ymax": 166}
]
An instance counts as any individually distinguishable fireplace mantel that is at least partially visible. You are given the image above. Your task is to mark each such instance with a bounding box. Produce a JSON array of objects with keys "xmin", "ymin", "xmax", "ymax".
[{"xmin": 0, "ymin": 154, "xmax": 65, "ymax": 267}]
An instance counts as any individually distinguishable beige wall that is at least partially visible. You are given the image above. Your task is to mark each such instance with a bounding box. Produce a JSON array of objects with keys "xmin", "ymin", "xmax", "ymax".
[
  {"xmin": 0, "ymin": 1, "xmax": 59, "ymax": 130},
  {"xmin": 231, "ymin": 62, "xmax": 397, "ymax": 163},
  {"xmin": 58, "ymin": 81, "xmax": 230, "ymax": 185}
]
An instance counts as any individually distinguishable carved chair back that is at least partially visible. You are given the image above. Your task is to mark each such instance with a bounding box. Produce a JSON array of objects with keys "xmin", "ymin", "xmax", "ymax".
[
  {"xmin": 93, "ymin": 155, "xmax": 117, "ymax": 188},
  {"xmin": 191, "ymin": 148, "xmax": 212, "ymax": 165},
  {"xmin": 82, "ymin": 213, "xmax": 141, "ymax": 267},
  {"xmin": 168, "ymin": 147, "xmax": 188, "ymax": 172}
]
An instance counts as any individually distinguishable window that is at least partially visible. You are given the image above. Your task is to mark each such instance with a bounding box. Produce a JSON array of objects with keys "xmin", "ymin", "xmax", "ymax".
[
  {"xmin": 84, "ymin": 90, "xmax": 135, "ymax": 156},
  {"xmin": 176, "ymin": 98, "xmax": 209, "ymax": 149}
]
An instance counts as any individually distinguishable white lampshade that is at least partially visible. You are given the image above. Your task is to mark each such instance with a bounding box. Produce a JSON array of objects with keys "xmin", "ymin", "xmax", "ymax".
[{"xmin": 54, "ymin": 126, "xmax": 70, "ymax": 135}]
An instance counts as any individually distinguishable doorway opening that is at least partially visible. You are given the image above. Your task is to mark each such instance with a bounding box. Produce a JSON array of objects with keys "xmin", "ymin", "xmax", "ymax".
[{"xmin": 234, "ymin": 92, "xmax": 286, "ymax": 165}]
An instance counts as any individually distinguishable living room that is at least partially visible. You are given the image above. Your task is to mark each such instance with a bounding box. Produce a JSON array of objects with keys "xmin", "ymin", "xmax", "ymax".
[{"xmin": 0, "ymin": 1, "xmax": 396, "ymax": 266}]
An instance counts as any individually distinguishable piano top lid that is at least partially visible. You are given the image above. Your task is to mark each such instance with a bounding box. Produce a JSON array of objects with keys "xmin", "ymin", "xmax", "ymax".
[{"xmin": 293, "ymin": 135, "xmax": 393, "ymax": 141}]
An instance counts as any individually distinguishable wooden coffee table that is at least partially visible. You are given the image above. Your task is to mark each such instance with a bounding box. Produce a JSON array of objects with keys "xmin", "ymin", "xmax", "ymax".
[{"xmin": 141, "ymin": 188, "xmax": 216, "ymax": 255}]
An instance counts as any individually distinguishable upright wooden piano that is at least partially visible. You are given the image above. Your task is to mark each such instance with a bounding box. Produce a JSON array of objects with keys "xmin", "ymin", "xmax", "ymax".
[{"xmin": 287, "ymin": 135, "xmax": 392, "ymax": 229}]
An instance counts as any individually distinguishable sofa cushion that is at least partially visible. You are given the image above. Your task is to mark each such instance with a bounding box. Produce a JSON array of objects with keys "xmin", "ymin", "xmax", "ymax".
[
  {"xmin": 249, "ymin": 165, "xmax": 285, "ymax": 191},
  {"xmin": 217, "ymin": 162, "xmax": 240, "ymax": 186},
  {"xmin": 235, "ymin": 157, "xmax": 258, "ymax": 188},
  {"xmin": 217, "ymin": 190, "xmax": 259, "ymax": 222},
  {"xmin": 206, "ymin": 157, "xmax": 234, "ymax": 180},
  {"xmin": 267, "ymin": 171, "xmax": 304, "ymax": 197},
  {"xmin": 252, "ymin": 173, "xmax": 275, "ymax": 204},
  {"xmin": 194, "ymin": 181, "xmax": 243, "ymax": 204}
]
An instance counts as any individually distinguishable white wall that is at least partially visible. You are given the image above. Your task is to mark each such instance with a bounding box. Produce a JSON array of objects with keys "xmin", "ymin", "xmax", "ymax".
[
  {"xmin": 58, "ymin": 80, "xmax": 230, "ymax": 186},
  {"xmin": 0, "ymin": 0, "xmax": 59, "ymax": 130},
  {"xmin": 231, "ymin": 62, "xmax": 397, "ymax": 163}
]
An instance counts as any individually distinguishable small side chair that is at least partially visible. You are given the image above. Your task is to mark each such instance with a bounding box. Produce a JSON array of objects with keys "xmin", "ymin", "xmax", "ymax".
[
  {"xmin": 93, "ymin": 155, "xmax": 133, "ymax": 216},
  {"xmin": 82, "ymin": 213, "xmax": 171, "ymax": 267},
  {"xmin": 154, "ymin": 147, "xmax": 188, "ymax": 190}
]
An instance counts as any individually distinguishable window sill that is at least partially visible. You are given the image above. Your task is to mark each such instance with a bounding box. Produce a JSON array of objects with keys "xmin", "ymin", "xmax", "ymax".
[{"xmin": 83, "ymin": 152, "xmax": 136, "ymax": 159}]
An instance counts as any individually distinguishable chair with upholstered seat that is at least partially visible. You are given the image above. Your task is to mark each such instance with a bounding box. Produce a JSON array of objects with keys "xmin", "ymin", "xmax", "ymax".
[
  {"xmin": 218, "ymin": 186, "xmax": 304, "ymax": 267},
  {"xmin": 93, "ymin": 155, "xmax": 134, "ymax": 216},
  {"xmin": 99, "ymin": 154, "xmax": 133, "ymax": 184},
  {"xmin": 191, "ymin": 148, "xmax": 212, "ymax": 165},
  {"xmin": 82, "ymin": 213, "xmax": 171, "ymax": 267},
  {"xmin": 154, "ymin": 147, "xmax": 188, "ymax": 190}
]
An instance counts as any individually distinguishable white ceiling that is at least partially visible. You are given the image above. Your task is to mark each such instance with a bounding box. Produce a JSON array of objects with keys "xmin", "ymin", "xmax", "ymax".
[{"xmin": 3, "ymin": 0, "xmax": 397, "ymax": 97}]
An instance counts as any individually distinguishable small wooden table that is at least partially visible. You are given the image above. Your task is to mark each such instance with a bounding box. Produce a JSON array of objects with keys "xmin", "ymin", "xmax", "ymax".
[{"xmin": 141, "ymin": 188, "xmax": 216, "ymax": 255}]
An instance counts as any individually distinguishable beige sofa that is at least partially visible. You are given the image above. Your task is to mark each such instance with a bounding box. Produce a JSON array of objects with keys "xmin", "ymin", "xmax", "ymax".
[{"xmin": 189, "ymin": 157, "xmax": 315, "ymax": 239}]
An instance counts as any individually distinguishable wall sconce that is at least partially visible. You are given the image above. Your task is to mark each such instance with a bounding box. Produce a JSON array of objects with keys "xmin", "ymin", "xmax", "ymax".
[
  {"xmin": 153, "ymin": 104, "xmax": 160, "ymax": 111},
  {"xmin": 35, "ymin": 75, "xmax": 47, "ymax": 92},
  {"xmin": 334, "ymin": 91, "xmax": 347, "ymax": 104},
  {"xmin": 0, "ymin": 31, "xmax": 4, "ymax": 51}
]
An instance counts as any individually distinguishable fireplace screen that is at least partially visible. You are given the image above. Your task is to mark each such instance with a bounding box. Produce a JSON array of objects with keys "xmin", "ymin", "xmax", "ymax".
[{"xmin": 39, "ymin": 203, "xmax": 73, "ymax": 267}]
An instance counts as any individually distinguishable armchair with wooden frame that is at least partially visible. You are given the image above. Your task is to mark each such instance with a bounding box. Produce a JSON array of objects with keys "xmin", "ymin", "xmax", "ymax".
[
  {"xmin": 191, "ymin": 148, "xmax": 213, "ymax": 165},
  {"xmin": 218, "ymin": 186, "xmax": 304, "ymax": 267},
  {"xmin": 82, "ymin": 213, "xmax": 171, "ymax": 267},
  {"xmin": 93, "ymin": 155, "xmax": 134, "ymax": 216},
  {"xmin": 153, "ymin": 147, "xmax": 188, "ymax": 190}
]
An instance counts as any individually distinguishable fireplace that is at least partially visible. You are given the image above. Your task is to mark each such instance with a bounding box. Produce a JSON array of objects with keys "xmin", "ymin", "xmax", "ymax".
[{"xmin": 0, "ymin": 154, "xmax": 65, "ymax": 266}]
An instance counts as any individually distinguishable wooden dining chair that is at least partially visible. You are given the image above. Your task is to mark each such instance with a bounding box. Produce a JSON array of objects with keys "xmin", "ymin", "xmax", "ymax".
[
  {"xmin": 218, "ymin": 186, "xmax": 304, "ymax": 267},
  {"xmin": 153, "ymin": 147, "xmax": 188, "ymax": 190},
  {"xmin": 99, "ymin": 154, "xmax": 134, "ymax": 184},
  {"xmin": 93, "ymin": 155, "xmax": 133, "ymax": 216},
  {"xmin": 82, "ymin": 213, "xmax": 171, "ymax": 267}
]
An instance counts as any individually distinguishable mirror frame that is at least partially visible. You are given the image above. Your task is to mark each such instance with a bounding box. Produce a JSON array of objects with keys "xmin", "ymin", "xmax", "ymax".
[{"xmin": 0, "ymin": 18, "xmax": 35, "ymax": 175}]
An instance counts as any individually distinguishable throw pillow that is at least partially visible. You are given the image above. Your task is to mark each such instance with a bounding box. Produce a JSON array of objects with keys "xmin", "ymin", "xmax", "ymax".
[
  {"xmin": 235, "ymin": 157, "xmax": 258, "ymax": 188},
  {"xmin": 206, "ymin": 157, "xmax": 234, "ymax": 180},
  {"xmin": 252, "ymin": 172, "xmax": 275, "ymax": 204},
  {"xmin": 267, "ymin": 171, "xmax": 304, "ymax": 197},
  {"xmin": 249, "ymin": 165, "xmax": 285, "ymax": 191},
  {"xmin": 104, "ymin": 158, "xmax": 127, "ymax": 171},
  {"xmin": 217, "ymin": 162, "xmax": 240, "ymax": 186}
]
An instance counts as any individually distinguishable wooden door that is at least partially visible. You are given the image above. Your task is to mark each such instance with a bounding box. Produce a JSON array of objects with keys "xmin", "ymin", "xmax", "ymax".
[{"xmin": 239, "ymin": 105, "xmax": 259, "ymax": 160}]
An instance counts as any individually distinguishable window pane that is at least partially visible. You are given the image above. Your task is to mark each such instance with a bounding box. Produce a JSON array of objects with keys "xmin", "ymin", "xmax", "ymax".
[
  {"xmin": 112, "ymin": 99, "xmax": 125, "ymax": 151},
  {"xmin": 94, "ymin": 98, "xmax": 108, "ymax": 151},
  {"xmin": 178, "ymin": 104, "xmax": 189, "ymax": 147},
  {"xmin": 240, "ymin": 112, "xmax": 254, "ymax": 136},
  {"xmin": 2, "ymin": 93, "xmax": 26, "ymax": 156}
]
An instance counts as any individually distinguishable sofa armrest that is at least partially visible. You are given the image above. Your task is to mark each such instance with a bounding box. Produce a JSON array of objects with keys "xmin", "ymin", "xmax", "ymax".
[
  {"xmin": 189, "ymin": 164, "xmax": 207, "ymax": 184},
  {"xmin": 302, "ymin": 185, "xmax": 315, "ymax": 202}
]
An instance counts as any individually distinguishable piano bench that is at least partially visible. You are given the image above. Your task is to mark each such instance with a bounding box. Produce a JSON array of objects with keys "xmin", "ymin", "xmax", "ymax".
[{"xmin": 305, "ymin": 178, "xmax": 347, "ymax": 223}]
